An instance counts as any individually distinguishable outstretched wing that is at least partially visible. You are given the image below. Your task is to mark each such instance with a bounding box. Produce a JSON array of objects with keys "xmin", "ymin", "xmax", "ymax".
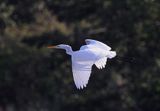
[
  {"xmin": 85, "ymin": 39, "xmax": 111, "ymax": 51},
  {"xmin": 95, "ymin": 57, "xmax": 107, "ymax": 69},
  {"xmin": 72, "ymin": 60, "xmax": 93, "ymax": 89}
]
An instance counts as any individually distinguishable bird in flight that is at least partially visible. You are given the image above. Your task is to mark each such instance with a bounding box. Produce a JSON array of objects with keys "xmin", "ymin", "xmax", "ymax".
[{"xmin": 48, "ymin": 39, "xmax": 116, "ymax": 89}]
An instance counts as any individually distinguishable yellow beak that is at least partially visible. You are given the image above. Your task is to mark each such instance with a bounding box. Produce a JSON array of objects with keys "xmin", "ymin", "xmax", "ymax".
[{"xmin": 47, "ymin": 45, "xmax": 56, "ymax": 48}]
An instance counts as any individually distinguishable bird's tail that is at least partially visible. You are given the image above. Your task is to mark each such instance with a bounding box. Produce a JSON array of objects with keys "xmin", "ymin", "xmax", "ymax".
[{"xmin": 108, "ymin": 51, "xmax": 116, "ymax": 59}]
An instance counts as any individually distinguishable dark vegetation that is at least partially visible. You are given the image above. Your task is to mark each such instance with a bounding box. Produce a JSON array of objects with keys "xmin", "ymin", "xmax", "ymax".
[{"xmin": 0, "ymin": 0, "xmax": 160, "ymax": 111}]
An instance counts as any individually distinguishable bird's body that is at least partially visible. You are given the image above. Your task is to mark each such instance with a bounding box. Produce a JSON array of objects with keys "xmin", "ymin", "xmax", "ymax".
[{"xmin": 48, "ymin": 39, "xmax": 116, "ymax": 89}]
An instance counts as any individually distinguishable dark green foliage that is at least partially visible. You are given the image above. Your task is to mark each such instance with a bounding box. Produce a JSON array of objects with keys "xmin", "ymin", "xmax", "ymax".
[{"xmin": 0, "ymin": 0, "xmax": 160, "ymax": 111}]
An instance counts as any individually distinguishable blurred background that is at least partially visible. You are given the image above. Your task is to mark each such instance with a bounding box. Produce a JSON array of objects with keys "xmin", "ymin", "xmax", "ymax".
[{"xmin": 0, "ymin": 0, "xmax": 160, "ymax": 111}]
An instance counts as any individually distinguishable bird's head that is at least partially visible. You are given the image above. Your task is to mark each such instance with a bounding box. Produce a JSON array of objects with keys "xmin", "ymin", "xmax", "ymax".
[
  {"xmin": 48, "ymin": 44, "xmax": 69, "ymax": 49},
  {"xmin": 48, "ymin": 44, "xmax": 73, "ymax": 55}
]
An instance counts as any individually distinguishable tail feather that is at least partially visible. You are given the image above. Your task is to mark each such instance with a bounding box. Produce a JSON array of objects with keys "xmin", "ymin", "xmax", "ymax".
[{"xmin": 108, "ymin": 51, "xmax": 116, "ymax": 59}]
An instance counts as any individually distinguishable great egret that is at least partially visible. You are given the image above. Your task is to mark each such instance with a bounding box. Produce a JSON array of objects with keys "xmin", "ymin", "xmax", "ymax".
[{"xmin": 48, "ymin": 39, "xmax": 116, "ymax": 89}]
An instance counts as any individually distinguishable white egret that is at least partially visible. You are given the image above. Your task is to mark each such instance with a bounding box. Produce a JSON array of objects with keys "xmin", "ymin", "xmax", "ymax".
[{"xmin": 48, "ymin": 39, "xmax": 116, "ymax": 89}]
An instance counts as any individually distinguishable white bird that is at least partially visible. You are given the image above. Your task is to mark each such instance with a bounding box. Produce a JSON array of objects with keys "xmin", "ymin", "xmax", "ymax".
[{"xmin": 48, "ymin": 39, "xmax": 116, "ymax": 89}]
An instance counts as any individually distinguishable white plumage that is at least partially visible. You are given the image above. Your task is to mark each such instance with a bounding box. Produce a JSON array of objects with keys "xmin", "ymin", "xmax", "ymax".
[
  {"xmin": 95, "ymin": 57, "xmax": 107, "ymax": 69},
  {"xmin": 48, "ymin": 39, "xmax": 116, "ymax": 89}
]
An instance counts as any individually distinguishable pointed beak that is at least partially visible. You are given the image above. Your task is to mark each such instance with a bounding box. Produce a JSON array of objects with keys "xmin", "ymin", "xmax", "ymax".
[{"xmin": 47, "ymin": 45, "xmax": 57, "ymax": 48}]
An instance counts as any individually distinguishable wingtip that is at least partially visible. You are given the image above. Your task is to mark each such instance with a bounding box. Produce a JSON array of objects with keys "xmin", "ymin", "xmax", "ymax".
[{"xmin": 76, "ymin": 84, "xmax": 87, "ymax": 90}]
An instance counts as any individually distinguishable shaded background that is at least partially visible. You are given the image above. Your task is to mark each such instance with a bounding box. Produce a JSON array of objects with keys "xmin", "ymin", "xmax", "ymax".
[{"xmin": 0, "ymin": 0, "xmax": 160, "ymax": 111}]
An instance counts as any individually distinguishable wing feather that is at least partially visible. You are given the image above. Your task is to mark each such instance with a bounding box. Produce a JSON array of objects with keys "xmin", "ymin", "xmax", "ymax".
[
  {"xmin": 85, "ymin": 39, "xmax": 111, "ymax": 51},
  {"xmin": 95, "ymin": 57, "xmax": 107, "ymax": 69},
  {"xmin": 72, "ymin": 61, "xmax": 93, "ymax": 89}
]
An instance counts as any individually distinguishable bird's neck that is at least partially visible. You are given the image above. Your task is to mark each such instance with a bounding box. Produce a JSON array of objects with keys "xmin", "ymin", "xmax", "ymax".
[{"xmin": 65, "ymin": 46, "xmax": 73, "ymax": 55}]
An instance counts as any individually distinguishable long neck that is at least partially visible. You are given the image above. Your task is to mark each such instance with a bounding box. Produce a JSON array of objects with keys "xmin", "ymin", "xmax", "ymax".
[{"xmin": 64, "ymin": 46, "xmax": 73, "ymax": 55}]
